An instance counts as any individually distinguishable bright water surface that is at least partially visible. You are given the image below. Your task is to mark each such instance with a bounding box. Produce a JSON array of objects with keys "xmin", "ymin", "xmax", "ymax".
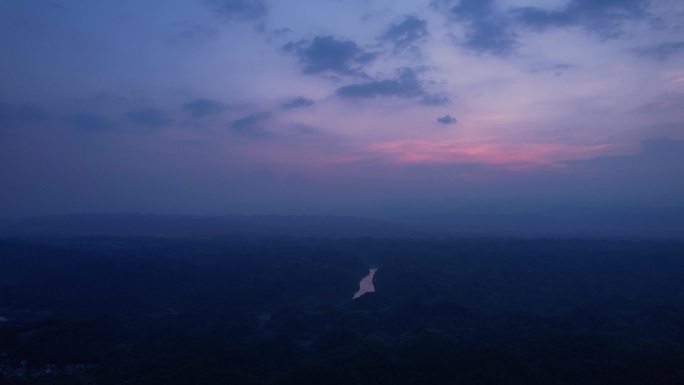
[{"xmin": 353, "ymin": 268, "xmax": 377, "ymax": 299}]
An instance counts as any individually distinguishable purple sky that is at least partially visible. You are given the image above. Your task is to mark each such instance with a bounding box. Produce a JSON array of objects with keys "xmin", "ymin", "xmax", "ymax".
[{"xmin": 1, "ymin": 0, "xmax": 683, "ymax": 217}]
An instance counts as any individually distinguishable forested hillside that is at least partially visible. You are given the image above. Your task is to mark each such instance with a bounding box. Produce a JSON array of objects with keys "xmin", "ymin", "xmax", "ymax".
[{"xmin": 1, "ymin": 237, "xmax": 683, "ymax": 384}]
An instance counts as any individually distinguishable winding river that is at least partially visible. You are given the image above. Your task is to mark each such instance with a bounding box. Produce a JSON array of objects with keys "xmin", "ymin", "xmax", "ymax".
[{"xmin": 353, "ymin": 268, "xmax": 377, "ymax": 299}]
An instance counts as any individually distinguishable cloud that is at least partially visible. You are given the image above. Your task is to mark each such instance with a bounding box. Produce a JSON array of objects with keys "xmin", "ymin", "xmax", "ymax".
[
  {"xmin": 336, "ymin": 68, "xmax": 424, "ymax": 99},
  {"xmin": 283, "ymin": 36, "xmax": 375, "ymax": 76},
  {"xmin": 281, "ymin": 96, "xmax": 314, "ymax": 110},
  {"xmin": 463, "ymin": 19, "xmax": 517, "ymax": 56},
  {"xmin": 421, "ymin": 93, "xmax": 452, "ymax": 106},
  {"xmin": 0, "ymin": 103, "xmax": 47, "ymax": 127},
  {"xmin": 183, "ymin": 98, "xmax": 226, "ymax": 118},
  {"xmin": 205, "ymin": 0, "xmax": 268, "ymax": 21},
  {"xmin": 69, "ymin": 112, "xmax": 117, "ymax": 131},
  {"xmin": 451, "ymin": 0, "xmax": 495, "ymax": 20},
  {"xmin": 126, "ymin": 108, "xmax": 171, "ymax": 128},
  {"xmin": 636, "ymin": 41, "xmax": 684, "ymax": 60},
  {"xmin": 437, "ymin": 115, "xmax": 457, "ymax": 124},
  {"xmin": 446, "ymin": 0, "xmax": 649, "ymax": 56},
  {"xmin": 512, "ymin": 0, "xmax": 649, "ymax": 38},
  {"xmin": 450, "ymin": 0, "xmax": 517, "ymax": 56},
  {"xmin": 230, "ymin": 112, "xmax": 271, "ymax": 136},
  {"xmin": 380, "ymin": 16, "xmax": 428, "ymax": 50}
]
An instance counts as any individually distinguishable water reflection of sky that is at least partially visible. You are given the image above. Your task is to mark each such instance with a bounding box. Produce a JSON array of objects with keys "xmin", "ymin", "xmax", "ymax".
[{"xmin": 353, "ymin": 268, "xmax": 377, "ymax": 299}]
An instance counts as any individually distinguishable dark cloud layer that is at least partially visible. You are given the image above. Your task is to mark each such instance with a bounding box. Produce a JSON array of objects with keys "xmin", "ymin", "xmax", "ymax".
[
  {"xmin": 283, "ymin": 36, "xmax": 375, "ymax": 76},
  {"xmin": 230, "ymin": 112, "xmax": 271, "ymax": 136},
  {"xmin": 512, "ymin": 0, "xmax": 648, "ymax": 37},
  {"xmin": 463, "ymin": 19, "xmax": 517, "ymax": 56},
  {"xmin": 183, "ymin": 98, "xmax": 226, "ymax": 118},
  {"xmin": 126, "ymin": 108, "xmax": 171, "ymax": 128},
  {"xmin": 206, "ymin": 0, "xmax": 268, "ymax": 21},
  {"xmin": 445, "ymin": 0, "xmax": 650, "ymax": 56},
  {"xmin": 281, "ymin": 97, "xmax": 314, "ymax": 110},
  {"xmin": 451, "ymin": 0, "xmax": 495, "ymax": 20},
  {"xmin": 380, "ymin": 16, "xmax": 428, "ymax": 50},
  {"xmin": 451, "ymin": 0, "xmax": 517, "ymax": 56},
  {"xmin": 437, "ymin": 114, "xmax": 457, "ymax": 124},
  {"xmin": 336, "ymin": 68, "xmax": 424, "ymax": 99}
]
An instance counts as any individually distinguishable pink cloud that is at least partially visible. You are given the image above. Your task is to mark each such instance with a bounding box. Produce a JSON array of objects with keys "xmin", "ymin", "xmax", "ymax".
[{"xmin": 365, "ymin": 139, "xmax": 611, "ymax": 170}]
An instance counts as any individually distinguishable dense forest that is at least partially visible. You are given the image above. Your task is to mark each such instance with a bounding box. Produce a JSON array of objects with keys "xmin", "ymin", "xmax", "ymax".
[{"xmin": 1, "ymin": 236, "xmax": 684, "ymax": 384}]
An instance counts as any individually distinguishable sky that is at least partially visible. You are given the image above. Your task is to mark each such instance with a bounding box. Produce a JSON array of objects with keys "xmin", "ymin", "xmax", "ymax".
[{"xmin": 1, "ymin": 0, "xmax": 683, "ymax": 217}]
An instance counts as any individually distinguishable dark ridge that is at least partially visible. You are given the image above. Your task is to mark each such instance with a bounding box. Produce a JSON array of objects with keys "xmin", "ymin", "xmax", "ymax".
[{"xmin": 2, "ymin": 209, "xmax": 684, "ymax": 239}]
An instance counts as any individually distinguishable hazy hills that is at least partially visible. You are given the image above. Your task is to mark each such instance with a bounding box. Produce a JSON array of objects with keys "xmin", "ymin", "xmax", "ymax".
[{"xmin": 2, "ymin": 207, "xmax": 684, "ymax": 239}]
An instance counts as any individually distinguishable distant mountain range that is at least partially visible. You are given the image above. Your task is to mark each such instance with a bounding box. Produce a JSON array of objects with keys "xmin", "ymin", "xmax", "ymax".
[
  {"xmin": 1, "ymin": 209, "xmax": 684, "ymax": 239},
  {"xmin": 0, "ymin": 214, "xmax": 423, "ymax": 238}
]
